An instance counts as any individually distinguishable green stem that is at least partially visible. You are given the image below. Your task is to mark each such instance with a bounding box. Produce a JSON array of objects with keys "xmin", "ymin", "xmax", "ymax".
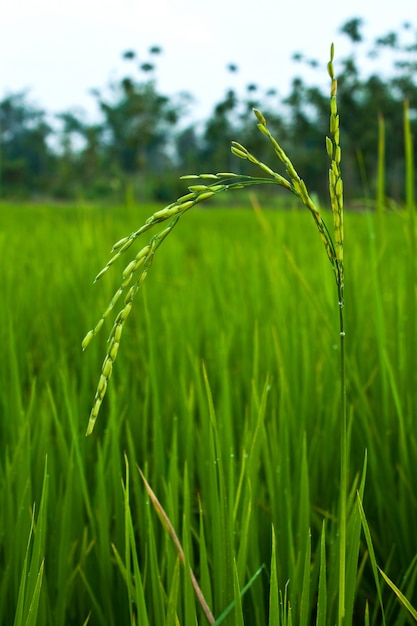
[{"xmin": 338, "ymin": 280, "xmax": 347, "ymax": 626}]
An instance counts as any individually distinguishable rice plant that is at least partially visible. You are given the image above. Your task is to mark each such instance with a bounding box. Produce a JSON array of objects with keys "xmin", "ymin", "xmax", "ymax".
[
  {"xmin": 2, "ymin": 44, "xmax": 416, "ymax": 626},
  {"xmin": 81, "ymin": 44, "xmax": 357, "ymax": 624},
  {"xmin": 83, "ymin": 44, "xmax": 344, "ymax": 445}
]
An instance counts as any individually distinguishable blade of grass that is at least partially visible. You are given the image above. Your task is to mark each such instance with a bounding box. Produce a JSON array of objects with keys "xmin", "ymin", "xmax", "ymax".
[
  {"xmin": 344, "ymin": 451, "xmax": 368, "ymax": 624},
  {"xmin": 122, "ymin": 455, "xmax": 150, "ymax": 626},
  {"xmin": 201, "ymin": 361, "xmax": 234, "ymax": 617},
  {"xmin": 298, "ymin": 529, "xmax": 311, "ymax": 626},
  {"xmin": 198, "ymin": 495, "xmax": 213, "ymax": 615},
  {"xmin": 357, "ymin": 492, "xmax": 387, "ymax": 626},
  {"xmin": 376, "ymin": 113, "xmax": 385, "ymax": 214},
  {"xmin": 378, "ymin": 568, "xmax": 417, "ymax": 622},
  {"xmin": 76, "ymin": 566, "xmax": 108, "ymax": 626},
  {"xmin": 23, "ymin": 560, "xmax": 44, "ymax": 626},
  {"xmin": 138, "ymin": 466, "xmax": 216, "ymax": 624},
  {"xmin": 181, "ymin": 463, "xmax": 198, "ymax": 625},
  {"xmin": 315, "ymin": 522, "xmax": 327, "ymax": 626},
  {"xmin": 111, "ymin": 454, "xmax": 150, "ymax": 625},
  {"xmin": 13, "ymin": 510, "xmax": 35, "ymax": 626},
  {"xmin": 123, "ymin": 453, "xmax": 134, "ymax": 625},
  {"xmin": 214, "ymin": 565, "xmax": 265, "ymax": 626},
  {"xmin": 232, "ymin": 559, "xmax": 245, "ymax": 626},
  {"xmin": 268, "ymin": 526, "xmax": 280, "ymax": 626},
  {"xmin": 13, "ymin": 456, "xmax": 48, "ymax": 626},
  {"xmin": 166, "ymin": 557, "xmax": 181, "ymax": 626},
  {"xmin": 365, "ymin": 601, "xmax": 370, "ymax": 626}
]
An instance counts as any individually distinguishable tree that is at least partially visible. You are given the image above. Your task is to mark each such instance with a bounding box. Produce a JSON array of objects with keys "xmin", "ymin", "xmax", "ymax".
[
  {"xmin": 286, "ymin": 18, "xmax": 417, "ymax": 202},
  {"xmin": 0, "ymin": 92, "xmax": 52, "ymax": 196},
  {"xmin": 2, "ymin": 21, "xmax": 417, "ymax": 202},
  {"xmin": 92, "ymin": 47, "xmax": 191, "ymax": 194},
  {"xmin": 53, "ymin": 111, "xmax": 107, "ymax": 198}
]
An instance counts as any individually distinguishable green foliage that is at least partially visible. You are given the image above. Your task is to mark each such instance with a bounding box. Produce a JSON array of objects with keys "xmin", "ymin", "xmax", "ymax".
[
  {"xmin": 12, "ymin": 458, "xmax": 48, "ymax": 626},
  {"xmin": 0, "ymin": 92, "xmax": 52, "ymax": 196},
  {"xmin": 2, "ymin": 33, "xmax": 417, "ymax": 626},
  {"xmin": 1, "ymin": 200, "xmax": 417, "ymax": 623}
]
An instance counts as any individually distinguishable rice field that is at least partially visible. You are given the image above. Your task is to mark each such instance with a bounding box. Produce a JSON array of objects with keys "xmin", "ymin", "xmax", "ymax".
[{"xmin": 1, "ymin": 198, "xmax": 417, "ymax": 625}]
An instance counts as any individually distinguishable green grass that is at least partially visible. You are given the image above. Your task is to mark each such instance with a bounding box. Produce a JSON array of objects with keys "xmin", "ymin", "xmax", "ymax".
[{"xmin": 1, "ymin": 197, "xmax": 417, "ymax": 624}]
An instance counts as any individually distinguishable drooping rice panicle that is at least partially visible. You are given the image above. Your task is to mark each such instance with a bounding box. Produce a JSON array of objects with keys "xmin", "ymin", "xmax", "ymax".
[
  {"xmin": 83, "ymin": 46, "xmax": 343, "ymax": 436},
  {"xmin": 83, "ymin": 184, "xmax": 244, "ymax": 433}
]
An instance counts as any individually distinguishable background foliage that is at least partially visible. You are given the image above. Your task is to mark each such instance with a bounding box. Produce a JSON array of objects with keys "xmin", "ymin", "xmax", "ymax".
[{"xmin": 1, "ymin": 17, "xmax": 417, "ymax": 203}]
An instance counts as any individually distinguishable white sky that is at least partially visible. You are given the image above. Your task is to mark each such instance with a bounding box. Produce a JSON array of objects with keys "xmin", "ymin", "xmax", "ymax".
[{"xmin": 1, "ymin": 0, "xmax": 415, "ymax": 124}]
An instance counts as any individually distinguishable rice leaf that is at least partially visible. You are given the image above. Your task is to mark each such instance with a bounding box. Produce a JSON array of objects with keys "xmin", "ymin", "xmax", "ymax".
[
  {"xmin": 378, "ymin": 568, "xmax": 417, "ymax": 622},
  {"xmin": 357, "ymin": 493, "xmax": 387, "ymax": 626},
  {"xmin": 315, "ymin": 522, "xmax": 327, "ymax": 626},
  {"xmin": 268, "ymin": 526, "xmax": 280, "ymax": 626}
]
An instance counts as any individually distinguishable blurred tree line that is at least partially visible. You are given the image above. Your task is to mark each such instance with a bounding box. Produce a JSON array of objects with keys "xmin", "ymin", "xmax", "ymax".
[{"xmin": 1, "ymin": 18, "xmax": 417, "ymax": 206}]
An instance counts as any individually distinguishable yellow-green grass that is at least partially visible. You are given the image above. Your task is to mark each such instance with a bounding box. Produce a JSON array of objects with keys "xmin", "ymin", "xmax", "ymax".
[{"xmin": 0, "ymin": 200, "xmax": 416, "ymax": 625}]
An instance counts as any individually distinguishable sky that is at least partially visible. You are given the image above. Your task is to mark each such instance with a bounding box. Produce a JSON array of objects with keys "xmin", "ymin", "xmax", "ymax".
[{"xmin": 1, "ymin": 0, "xmax": 415, "ymax": 124}]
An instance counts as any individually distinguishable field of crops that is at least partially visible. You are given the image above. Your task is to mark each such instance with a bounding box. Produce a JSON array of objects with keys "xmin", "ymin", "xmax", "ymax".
[{"xmin": 1, "ymin": 198, "xmax": 416, "ymax": 625}]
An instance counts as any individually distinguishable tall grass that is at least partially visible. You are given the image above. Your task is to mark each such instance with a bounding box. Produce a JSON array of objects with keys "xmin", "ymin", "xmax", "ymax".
[
  {"xmin": 1, "ymin": 195, "xmax": 416, "ymax": 624},
  {"xmin": 1, "ymin": 52, "xmax": 417, "ymax": 625}
]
